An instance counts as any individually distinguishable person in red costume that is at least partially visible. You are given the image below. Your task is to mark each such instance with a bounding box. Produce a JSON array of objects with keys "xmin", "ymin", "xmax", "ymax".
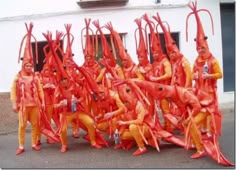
[
  {"xmin": 94, "ymin": 85, "xmax": 126, "ymax": 141},
  {"xmin": 186, "ymin": 1, "xmax": 223, "ymax": 139},
  {"xmin": 80, "ymin": 18, "xmax": 104, "ymax": 117},
  {"xmin": 10, "ymin": 23, "xmax": 45, "ymax": 155},
  {"xmin": 104, "ymin": 22, "xmax": 141, "ymax": 80},
  {"xmin": 153, "ymin": 13, "xmax": 192, "ymax": 88},
  {"xmin": 38, "ymin": 64, "xmax": 57, "ymax": 144},
  {"xmin": 115, "ymin": 86, "xmax": 153, "ymax": 156},
  {"xmin": 153, "ymin": 13, "xmax": 192, "ymax": 131},
  {"xmin": 134, "ymin": 18, "xmax": 152, "ymax": 80},
  {"xmin": 133, "ymin": 17, "xmax": 157, "ymax": 130},
  {"xmin": 54, "ymin": 76, "xmax": 102, "ymax": 153},
  {"xmin": 93, "ymin": 20, "xmax": 124, "ymax": 90},
  {"xmin": 142, "ymin": 13, "xmax": 173, "ymax": 132},
  {"xmin": 129, "ymin": 79, "xmax": 233, "ymax": 166}
]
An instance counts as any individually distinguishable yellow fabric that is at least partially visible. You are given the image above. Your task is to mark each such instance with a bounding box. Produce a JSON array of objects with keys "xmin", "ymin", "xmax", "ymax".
[
  {"xmin": 109, "ymin": 90, "xmax": 126, "ymax": 117},
  {"xmin": 121, "ymin": 124, "xmax": 151, "ymax": 148},
  {"xmin": 59, "ymin": 112, "xmax": 96, "ymax": 146},
  {"xmin": 10, "ymin": 75, "xmax": 17, "ymax": 102},
  {"xmin": 189, "ymin": 111, "xmax": 208, "ymax": 152},
  {"xmin": 120, "ymin": 101, "xmax": 150, "ymax": 148},
  {"xmin": 160, "ymin": 98, "xmax": 172, "ymax": 129},
  {"xmin": 11, "ymin": 73, "xmax": 44, "ymax": 148},
  {"xmin": 182, "ymin": 58, "xmax": 192, "ymax": 88},
  {"xmin": 158, "ymin": 59, "xmax": 172, "ymax": 81}
]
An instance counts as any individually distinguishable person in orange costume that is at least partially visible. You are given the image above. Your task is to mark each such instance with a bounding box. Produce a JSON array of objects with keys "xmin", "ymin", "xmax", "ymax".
[
  {"xmin": 80, "ymin": 18, "xmax": 104, "ymax": 116},
  {"xmin": 153, "ymin": 13, "xmax": 192, "ymax": 130},
  {"xmin": 129, "ymin": 79, "xmax": 233, "ymax": 166},
  {"xmin": 115, "ymin": 86, "xmax": 154, "ymax": 156},
  {"xmin": 186, "ymin": 1, "xmax": 223, "ymax": 139},
  {"xmin": 54, "ymin": 76, "xmax": 102, "ymax": 153},
  {"xmin": 142, "ymin": 13, "xmax": 173, "ymax": 132},
  {"xmin": 153, "ymin": 13, "xmax": 192, "ymax": 88},
  {"xmin": 132, "ymin": 80, "xmax": 206, "ymax": 157},
  {"xmin": 104, "ymin": 22, "xmax": 142, "ymax": 80},
  {"xmin": 95, "ymin": 85, "xmax": 126, "ymax": 140},
  {"xmin": 134, "ymin": 18, "xmax": 152, "ymax": 80},
  {"xmin": 93, "ymin": 20, "xmax": 124, "ymax": 90},
  {"xmin": 38, "ymin": 65, "xmax": 57, "ymax": 144},
  {"xmin": 10, "ymin": 22, "xmax": 45, "ymax": 155}
]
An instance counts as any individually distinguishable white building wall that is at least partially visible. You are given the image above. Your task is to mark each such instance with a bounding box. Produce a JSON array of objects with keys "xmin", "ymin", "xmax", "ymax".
[{"xmin": 0, "ymin": 0, "xmax": 234, "ymax": 104}]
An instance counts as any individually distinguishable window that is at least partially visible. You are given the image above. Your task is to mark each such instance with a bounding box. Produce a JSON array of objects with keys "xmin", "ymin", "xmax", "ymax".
[
  {"xmin": 220, "ymin": 3, "xmax": 235, "ymax": 92},
  {"xmin": 31, "ymin": 40, "xmax": 63, "ymax": 72},
  {"xmin": 77, "ymin": 0, "xmax": 129, "ymax": 8}
]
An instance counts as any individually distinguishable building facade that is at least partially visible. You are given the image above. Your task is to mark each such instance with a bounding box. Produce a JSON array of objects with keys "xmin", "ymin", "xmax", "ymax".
[{"xmin": 0, "ymin": 0, "xmax": 234, "ymax": 104}]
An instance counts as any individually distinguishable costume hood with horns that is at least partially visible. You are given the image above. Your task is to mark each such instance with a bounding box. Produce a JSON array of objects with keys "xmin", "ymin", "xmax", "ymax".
[
  {"xmin": 153, "ymin": 13, "xmax": 180, "ymax": 55},
  {"xmin": 18, "ymin": 22, "xmax": 38, "ymax": 71},
  {"xmin": 134, "ymin": 18, "xmax": 149, "ymax": 66},
  {"xmin": 186, "ymin": 0, "xmax": 214, "ymax": 50}
]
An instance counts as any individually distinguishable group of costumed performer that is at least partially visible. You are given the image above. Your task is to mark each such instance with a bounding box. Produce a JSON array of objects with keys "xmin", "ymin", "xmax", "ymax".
[{"xmin": 10, "ymin": 0, "xmax": 234, "ymax": 167}]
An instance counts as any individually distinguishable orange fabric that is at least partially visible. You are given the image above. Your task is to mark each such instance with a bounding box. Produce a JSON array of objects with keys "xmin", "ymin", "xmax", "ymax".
[
  {"xmin": 171, "ymin": 56, "xmax": 192, "ymax": 88},
  {"xmin": 150, "ymin": 57, "xmax": 172, "ymax": 84},
  {"xmin": 192, "ymin": 54, "xmax": 223, "ymax": 135},
  {"xmin": 96, "ymin": 90, "xmax": 125, "ymax": 133},
  {"xmin": 120, "ymin": 101, "xmax": 150, "ymax": 148},
  {"xmin": 11, "ymin": 73, "xmax": 44, "ymax": 108},
  {"xmin": 189, "ymin": 111, "xmax": 208, "ymax": 152},
  {"xmin": 18, "ymin": 106, "xmax": 40, "ymax": 147},
  {"xmin": 11, "ymin": 71, "xmax": 43, "ymax": 148},
  {"xmin": 192, "ymin": 54, "xmax": 222, "ymax": 93}
]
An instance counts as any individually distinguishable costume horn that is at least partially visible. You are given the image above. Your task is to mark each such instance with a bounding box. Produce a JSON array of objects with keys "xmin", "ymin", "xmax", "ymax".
[
  {"xmin": 81, "ymin": 18, "xmax": 95, "ymax": 58},
  {"xmin": 186, "ymin": 0, "xmax": 214, "ymax": 49},
  {"xmin": 105, "ymin": 22, "xmax": 134, "ymax": 64},
  {"xmin": 134, "ymin": 18, "xmax": 149, "ymax": 65},
  {"xmin": 153, "ymin": 13, "xmax": 179, "ymax": 54},
  {"xmin": 43, "ymin": 31, "xmax": 68, "ymax": 81},
  {"xmin": 63, "ymin": 24, "xmax": 74, "ymax": 60},
  {"xmin": 142, "ymin": 13, "xmax": 163, "ymax": 55},
  {"xmin": 93, "ymin": 19, "xmax": 117, "ymax": 67},
  {"xmin": 18, "ymin": 22, "xmax": 38, "ymax": 70}
]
